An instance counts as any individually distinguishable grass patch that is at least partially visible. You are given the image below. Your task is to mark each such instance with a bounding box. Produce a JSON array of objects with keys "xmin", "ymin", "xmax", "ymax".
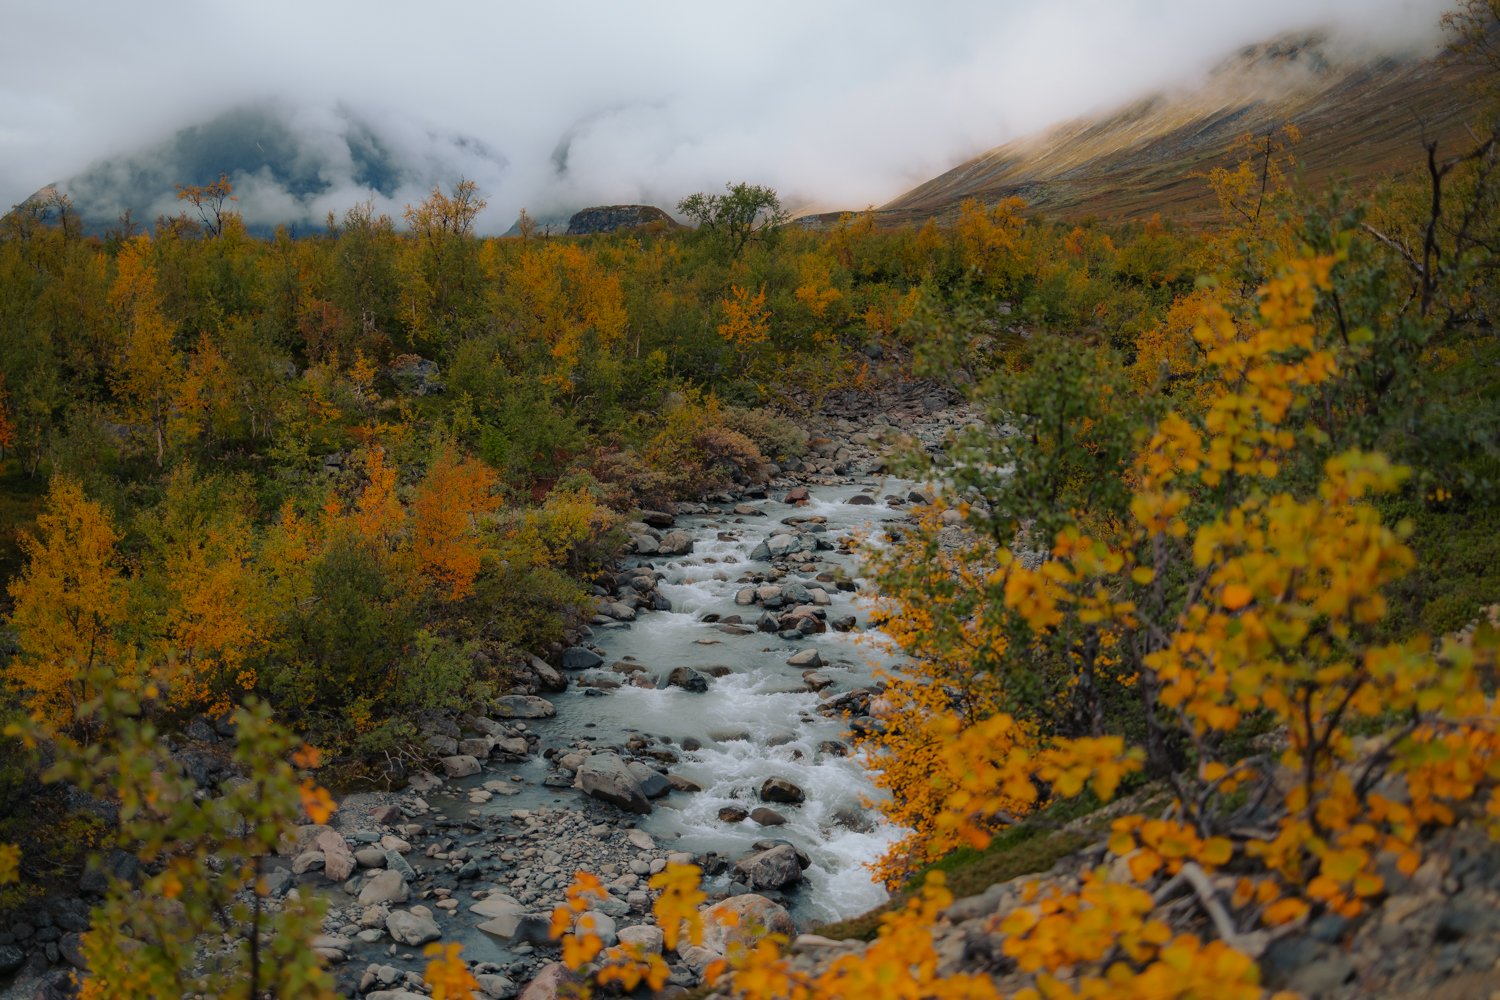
[{"xmin": 812, "ymin": 799, "xmax": 1099, "ymax": 942}]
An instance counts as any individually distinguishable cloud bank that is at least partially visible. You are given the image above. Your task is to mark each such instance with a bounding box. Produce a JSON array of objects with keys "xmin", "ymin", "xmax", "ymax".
[{"xmin": 1, "ymin": 0, "xmax": 1452, "ymax": 232}]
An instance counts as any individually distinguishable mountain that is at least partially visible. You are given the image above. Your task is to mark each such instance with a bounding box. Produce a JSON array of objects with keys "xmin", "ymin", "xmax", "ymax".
[
  {"xmin": 874, "ymin": 33, "xmax": 1484, "ymax": 226},
  {"xmin": 14, "ymin": 101, "xmax": 507, "ymax": 236}
]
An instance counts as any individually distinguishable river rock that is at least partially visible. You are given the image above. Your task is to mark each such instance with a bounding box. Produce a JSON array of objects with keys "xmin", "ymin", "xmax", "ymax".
[
  {"xmin": 561, "ymin": 647, "xmax": 604, "ymax": 670},
  {"xmin": 493, "ymin": 695, "xmax": 556, "ymax": 719},
  {"xmin": 633, "ymin": 534, "xmax": 659, "ymax": 555},
  {"xmin": 459, "ymin": 737, "xmax": 495, "ymax": 758},
  {"xmin": 667, "ymin": 772, "xmax": 702, "ymax": 792},
  {"xmin": 574, "ymin": 753, "xmax": 652, "ymax": 814},
  {"xmin": 494, "ymin": 736, "xmax": 530, "ymax": 756},
  {"xmin": 848, "ymin": 494, "xmax": 875, "ymax": 505},
  {"xmin": 578, "ymin": 910, "xmax": 618, "ymax": 947},
  {"xmin": 354, "ymin": 847, "xmax": 387, "ymax": 869},
  {"xmin": 627, "ymin": 761, "xmax": 671, "ymax": 798},
  {"xmin": 750, "ymin": 807, "xmax": 786, "ymax": 826},
  {"xmin": 358, "ymin": 869, "xmax": 410, "ymax": 905},
  {"xmin": 766, "ymin": 534, "xmax": 799, "ymax": 557},
  {"xmin": 734, "ymin": 844, "xmax": 804, "ymax": 890},
  {"xmin": 440, "ymin": 754, "xmax": 481, "ymax": 778},
  {"xmin": 720, "ymin": 806, "xmax": 749, "ymax": 823},
  {"xmin": 760, "ymin": 777, "xmax": 805, "ymax": 804},
  {"xmin": 658, "ymin": 530, "xmax": 695, "ymax": 556},
  {"xmin": 473, "ymin": 896, "xmax": 528, "ymax": 939},
  {"xmin": 316, "ymin": 829, "xmax": 357, "ymax": 882},
  {"xmin": 518, "ymin": 962, "xmax": 578, "ymax": 1000},
  {"xmin": 530, "ymin": 656, "xmax": 568, "ymax": 692},
  {"xmin": 786, "ymin": 649, "xmax": 822, "ymax": 668},
  {"xmin": 385, "ymin": 907, "xmax": 441, "ymax": 946},
  {"xmin": 475, "ymin": 973, "xmax": 517, "ymax": 999},
  {"xmin": 617, "ymin": 923, "xmax": 664, "ymax": 955},
  {"xmin": 667, "ymin": 666, "xmax": 710, "ymax": 692},
  {"xmin": 699, "ymin": 895, "xmax": 795, "ymax": 954},
  {"xmin": 279, "ymin": 822, "xmax": 335, "ymax": 857}
]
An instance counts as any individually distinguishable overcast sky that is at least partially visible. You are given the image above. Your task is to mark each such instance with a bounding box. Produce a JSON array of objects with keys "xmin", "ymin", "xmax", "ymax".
[{"xmin": 1, "ymin": 0, "xmax": 1452, "ymax": 231}]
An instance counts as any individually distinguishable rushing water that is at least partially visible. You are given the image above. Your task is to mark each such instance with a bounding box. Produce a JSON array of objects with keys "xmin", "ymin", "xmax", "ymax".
[{"xmin": 420, "ymin": 475, "xmax": 917, "ymax": 929}]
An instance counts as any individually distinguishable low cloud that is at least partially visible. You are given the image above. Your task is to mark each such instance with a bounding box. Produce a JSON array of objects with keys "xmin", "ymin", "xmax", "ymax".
[{"xmin": 1, "ymin": 0, "xmax": 1452, "ymax": 232}]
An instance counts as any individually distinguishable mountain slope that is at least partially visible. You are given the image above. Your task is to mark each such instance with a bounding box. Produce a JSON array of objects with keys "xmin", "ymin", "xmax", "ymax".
[{"xmin": 878, "ymin": 34, "xmax": 1484, "ymax": 226}]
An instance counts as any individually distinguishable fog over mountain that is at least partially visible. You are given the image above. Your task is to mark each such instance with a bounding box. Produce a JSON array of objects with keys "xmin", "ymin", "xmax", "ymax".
[{"xmin": 1, "ymin": 0, "xmax": 1451, "ymax": 233}]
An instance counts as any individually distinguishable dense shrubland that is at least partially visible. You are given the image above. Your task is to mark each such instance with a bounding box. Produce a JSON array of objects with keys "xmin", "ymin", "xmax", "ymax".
[{"xmin": 2, "ymin": 5, "xmax": 1499, "ymax": 992}]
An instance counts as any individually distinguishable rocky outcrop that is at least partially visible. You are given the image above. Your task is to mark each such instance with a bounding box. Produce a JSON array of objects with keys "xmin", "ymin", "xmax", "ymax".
[{"xmin": 564, "ymin": 205, "xmax": 681, "ymax": 235}]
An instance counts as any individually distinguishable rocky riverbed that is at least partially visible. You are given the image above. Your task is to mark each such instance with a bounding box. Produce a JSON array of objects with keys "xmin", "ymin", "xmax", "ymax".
[{"xmin": 0, "ymin": 381, "xmax": 983, "ymax": 1000}]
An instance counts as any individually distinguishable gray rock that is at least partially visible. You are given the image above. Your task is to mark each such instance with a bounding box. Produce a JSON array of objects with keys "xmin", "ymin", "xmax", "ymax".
[
  {"xmin": 492, "ymin": 695, "xmax": 556, "ymax": 719},
  {"xmin": 529, "ymin": 656, "xmax": 568, "ymax": 692},
  {"xmin": 734, "ymin": 844, "xmax": 804, "ymax": 890},
  {"xmin": 786, "ymin": 649, "xmax": 822, "ymax": 668},
  {"xmin": 617, "ymin": 923, "xmax": 664, "ymax": 955},
  {"xmin": 440, "ymin": 754, "xmax": 482, "ymax": 778},
  {"xmin": 385, "ymin": 907, "xmax": 441, "ymax": 946},
  {"xmin": 476, "ymin": 973, "xmax": 518, "ymax": 999},
  {"xmin": 561, "ymin": 647, "xmax": 603, "ymax": 671},
  {"xmin": 0, "ymin": 944, "xmax": 23, "ymax": 974},
  {"xmin": 750, "ymin": 807, "xmax": 787, "ymax": 826},
  {"xmin": 574, "ymin": 753, "xmax": 652, "ymax": 814},
  {"xmin": 657, "ymin": 530, "xmax": 695, "ymax": 556},
  {"xmin": 358, "ymin": 869, "xmax": 409, "ymax": 906},
  {"xmin": 627, "ymin": 761, "xmax": 671, "ymax": 798}
]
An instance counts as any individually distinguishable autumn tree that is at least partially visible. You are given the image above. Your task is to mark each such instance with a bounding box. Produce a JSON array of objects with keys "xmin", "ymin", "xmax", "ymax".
[
  {"xmin": 109, "ymin": 234, "xmax": 194, "ymax": 465},
  {"xmin": 4, "ymin": 476, "xmax": 127, "ymax": 728},
  {"xmin": 677, "ymin": 182, "xmax": 789, "ymax": 260},
  {"xmin": 412, "ymin": 441, "xmax": 501, "ymax": 600},
  {"xmin": 175, "ymin": 173, "xmax": 238, "ymax": 238},
  {"xmin": 12, "ymin": 690, "xmax": 336, "ymax": 999}
]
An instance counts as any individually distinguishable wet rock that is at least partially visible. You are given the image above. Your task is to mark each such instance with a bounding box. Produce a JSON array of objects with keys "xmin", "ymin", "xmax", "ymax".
[
  {"xmin": 734, "ymin": 845, "xmax": 804, "ymax": 890},
  {"xmin": 666, "ymin": 773, "xmax": 702, "ymax": 792},
  {"xmin": 574, "ymin": 753, "xmax": 652, "ymax": 814},
  {"xmin": 475, "ymin": 973, "xmax": 518, "ymax": 999},
  {"xmin": 848, "ymin": 494, "xmax": 875, "ymax": 505},
  {"xmin": 658, "ymin": 531, "xmax": 695, "ymax": 556},
  {"xmin": 786, "ymin": 649, "xmax": 822, "ymax": 668},
  {"xmin": 667, "ymin": 666, "xmax": 710, "ymax": 693},
  {"xmin": 492, "ymin": 695, "xmax": 556, "ymax": 719},
  {"xmin": 750, "ymin": 807, "xmax": 786, "ymax": 826},
  {"xmin": 561, "ymin": 647, "xmax": 603, "ymax": 671},
  {"xmin": 760, "ymin": 777, "xmax": 805, "ymax": 804},
  {"xmin": 627, "ymin": 761, "xmax": 671, "ymax": 798},
  {"xmin": 720, "ymin": 806, "xmax": 749, "ymax": 823},
  {"xmin": 641, "ymin": 510, "xmax": 676, "ymax": 528}
]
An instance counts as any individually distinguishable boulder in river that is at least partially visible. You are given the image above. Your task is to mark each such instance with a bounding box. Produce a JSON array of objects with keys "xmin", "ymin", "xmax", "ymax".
[
  {"xmin": 574, "ymin": 753, "xmax": 652, "ymax": 814},
  {"xmin": 627, "ymin": 761, "xmax": 671, "ymax": 798},
  {"xmin": 734, "ymin": 844, "xmax": 805, "ymax": 890},
  {"xmin": 759, "ymin": 777, "xmax": 805, "ymax": 804},
  {"xmin": 667, "ymin": 666, "xmax": 710, "ymax": 692},
  {"xmin": 719, "ymin": 806, "xmax": 749, "ymax": 823},
  {"xmin": 750, "ymin": 807, "xmax": 786, "ymax": 826},
  {"xmin": 561, "ymin": 646, "xmax": 603, "ymax": 670},
  {"xmin": 786, "ymin": 649, "xmax": 822, "ymax": 668},
  {"xmin": 658, "ymin": 530, "xmax": 695, "ymax": 555}
]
